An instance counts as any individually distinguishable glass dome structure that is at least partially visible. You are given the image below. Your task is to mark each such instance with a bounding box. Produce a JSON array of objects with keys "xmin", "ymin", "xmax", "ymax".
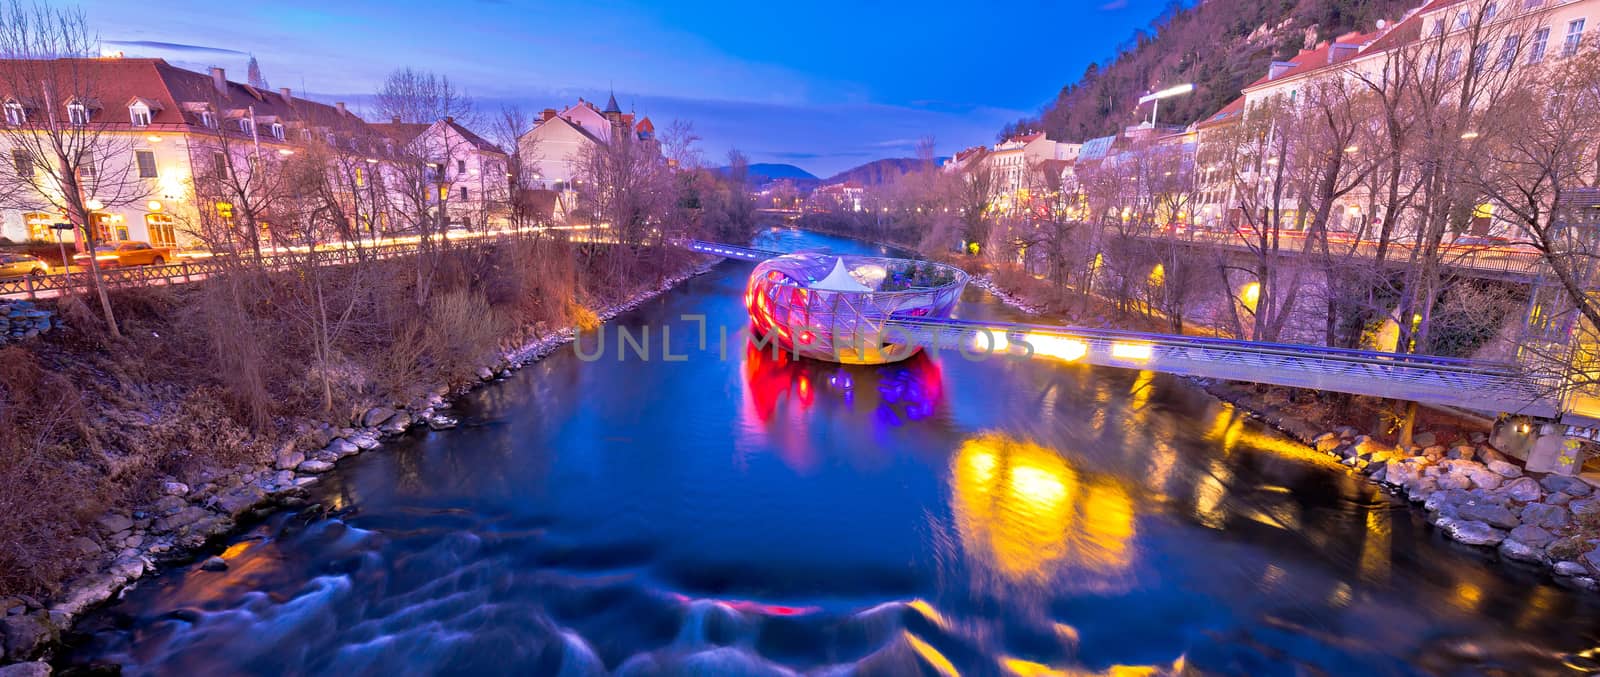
[{"xmin": 745, "ymin": 252, "xmax": 970, "ymax": 364}]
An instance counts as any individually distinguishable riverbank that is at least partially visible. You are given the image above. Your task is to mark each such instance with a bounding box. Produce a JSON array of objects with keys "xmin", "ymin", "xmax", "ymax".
[
  {"xmin": 0, "ymin": 241, "xmax": 714, "ymax": 667},
  {"xmin": 971, "ymin": 263, "xmax": 1600, "ymax": 593}
]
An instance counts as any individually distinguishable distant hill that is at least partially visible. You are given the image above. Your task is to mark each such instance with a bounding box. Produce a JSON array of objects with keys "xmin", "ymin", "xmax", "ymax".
[
  {"xmin": 824, "ymin": 158, "xmax": 945, "ymax": 187},
  {"xmin": 1009, "ymin": 0, "xmax": 1417, "ymax": 141},
  {"xmin": 747, "ymin": 163, "xmax": 816, "ymax": 181}
]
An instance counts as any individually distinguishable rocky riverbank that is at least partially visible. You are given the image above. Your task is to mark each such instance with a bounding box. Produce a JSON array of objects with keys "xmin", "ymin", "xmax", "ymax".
[{"xmin": 0, "ymin": 259, "xmax": 717, "ymax": 669}]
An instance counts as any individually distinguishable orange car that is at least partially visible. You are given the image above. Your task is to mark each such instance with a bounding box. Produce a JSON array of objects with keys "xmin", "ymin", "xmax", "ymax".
[{"xmin": 72, "ymin": 241, "xmax": 175, "ymax": 268}]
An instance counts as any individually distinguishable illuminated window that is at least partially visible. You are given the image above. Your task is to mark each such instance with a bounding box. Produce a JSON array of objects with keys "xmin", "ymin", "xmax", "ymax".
[
  {"xmin": 136, "ymin": 150, "xmax": 157, "ymax": 178},
  {"xmin": 355, "ymin": 166, "xmax": 365, "ymax": 187},
  {"xmin": 23, "ymin": 212, "xmax": 57, "ymax": 241},
  {"xmin": 439, "ymin": 185, "xmax": 449, "ymax": 201},
  {"xmin": 145, "ymin": 213, "xmax": 176, "ymax": 247},
  {"xmin": 1530, "ymin": 27, "xmax": 1550, "ymax": 63},
  {"xmin": 216, "ymin": 202, "xmax": 234, "ymax": 220},
  {"xmin": 129, "ymin": 103, "xmax": 151, "ymax": 127},
  {"xmin": 4, "ymin": 100, "xmax": 24, "ymax": 125}
]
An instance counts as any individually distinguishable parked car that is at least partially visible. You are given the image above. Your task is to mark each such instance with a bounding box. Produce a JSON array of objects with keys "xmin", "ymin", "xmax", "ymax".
[
  {"xmin": 72, "ymin": 241, "xmax": 175, "ymax": 268},
  {"xmin": 0, "ymin": 253, "xmax": 50, "ymax": 278},
  {"xmin": 1451, "ymin": 234, "xmax": 1512, "ymax": 247}
]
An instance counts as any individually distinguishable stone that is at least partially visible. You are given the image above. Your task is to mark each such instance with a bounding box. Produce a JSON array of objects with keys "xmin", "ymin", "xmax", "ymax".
[
  {"xmin": 1541, "ymin": 475, "xmax": 1593, "ymax": 497},
  {"xmin": 1413, "ymin": 431, "xmax": 1438, "ymax": 448},
  {"xmin": 199, "ymin": 556, "xmax": 228, "ymax": 572},
  {"xmin": 425, "ymin": 414, "xmax": 458, "ymax": 431},
  {"xmin": 1442, "ymin": 518, "xmax": 1507, "ymax": 546},
  {"xmin": 1437, "ymin": 473, "xmax": 1472, "ymax": 491},
  {"xmin": 1486, "ymin": 460, "xmax": 1522, "ymax": 478},
  {"xmin": 274, "ymin": 447, "xmax": 306, "ymax": 471},
  {"xmin": 1509, "ymin": 524, "xmax": 1557, "ymax": 547},
  {"xmin": 1499, "ymin": 538, "xmax": 1544, "ymax": 563},
  {"xmin": 96, "ymin": 514, "xmax": 133, "ymax": 534},
  {"xmin": 0, "ymin": 661, "xmax": 51, "ymax": 677},
  {"xmin": 1425, "ymin": 489, "xmax": 1470, "ymax": 514},
  {"xmin": 0, "ymin": 612, "xmax": 55, "ymax": 661},
  {"xmin": 1447, "ymin": 445, "xmax": 1476, "ymax": 461},
  {"xmin": 1313, "ymin": 432, "xmax": 1340, "ymax": 453},
  {"xmin": 476, "ymin": 367, "xmax": 494, "ymax": 381},
  {"xmin": 1572, "ymin": 497, "xmax": 1600, "ymax": 517},
  {"xmin": 161, "ymin": 481, "xmax": 190, "ymax": 497},
  {"xmin": 1555, "ymin": 560, "xmax": 1590, "ymax": 577},
  {"xmin": 1548, "ymin": 492, "xmax": 1574, "ymax": 506},
  {"xmin": 1499, "ymin": 477, "xmax": 1543, "ymax": 502},
  {"xmin": 351, "ymin": 435, "xmax": 379, "ymax": 450},
  {"xmin": 212, "ymin": 485, "xmax": 265, "ymax": 518},
  {"xmin": 361, "ymin": 406, "xmax": 396, "ymax": 428},
  {"xmin": 380, "ymin": 411, "xmax": 412, "ymax": 435},
  {"xmin": 1586, "ymin": 548, "xmax": 1600, "ymax": 575},
  {"xmin": 1520, "ymin": 503, "xmax": 1572, "ymax": 530},
  {"xmin": 151, "ymin": 495, "xmax": 187, "ymax": 515},
  {"xmin": 297, "ymin": 459, "xmax": 334, "ymax": 474},
  {"xmin": 325, "ymin": 438, "xmax": 359, "ymax": 458},
  {"xmin": 68, "ymin": 536, "xmax": 100, "ymax": 557},
  {"xmin": 1459, "ymin": 502, "xmax": 1520, "ymax": 530}
]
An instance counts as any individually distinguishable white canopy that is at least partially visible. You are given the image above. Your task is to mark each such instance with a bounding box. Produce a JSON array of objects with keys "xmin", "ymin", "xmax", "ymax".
[{"xmin": 810, "ymin": 257, "xmax": 872, "ymax": 292}]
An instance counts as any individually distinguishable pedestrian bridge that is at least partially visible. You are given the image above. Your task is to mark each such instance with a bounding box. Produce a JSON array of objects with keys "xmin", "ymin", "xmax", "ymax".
[{"xmin": 683, "ymin": 239, "xmax": 1559, "ymax": 420}]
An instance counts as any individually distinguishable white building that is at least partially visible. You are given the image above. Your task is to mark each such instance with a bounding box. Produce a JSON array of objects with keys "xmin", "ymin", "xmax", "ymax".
[{"xmin": 516, "ymin": 95, "xmax": 654, "ymax": 191}]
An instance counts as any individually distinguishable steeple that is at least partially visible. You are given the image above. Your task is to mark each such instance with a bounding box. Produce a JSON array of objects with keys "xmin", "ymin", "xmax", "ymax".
[{"xmin": 603, "ymin": 90, "xmax": 621, "ymax": 115}]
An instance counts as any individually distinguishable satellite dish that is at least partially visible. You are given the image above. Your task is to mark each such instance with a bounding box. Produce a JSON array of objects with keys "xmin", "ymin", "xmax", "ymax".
[{"xmin": 1376, "ymin": 19, "xmax": 1387, "ymax": 29}]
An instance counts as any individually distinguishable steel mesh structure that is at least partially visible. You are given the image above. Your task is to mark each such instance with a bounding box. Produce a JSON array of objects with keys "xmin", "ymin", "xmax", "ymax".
[{"xmin": 744, "ymin": 252, "xmax": 969, "ymax": 364}]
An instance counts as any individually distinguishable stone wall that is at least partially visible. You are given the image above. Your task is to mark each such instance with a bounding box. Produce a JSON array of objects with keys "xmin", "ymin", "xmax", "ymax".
[{"xmin": 0, "ymin": 301, "xmax": 55, "ymax": 344}]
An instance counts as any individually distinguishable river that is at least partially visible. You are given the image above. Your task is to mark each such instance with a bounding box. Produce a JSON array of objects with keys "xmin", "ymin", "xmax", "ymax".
[{"xmin": 61, "ymin": 230, "xmax": 1600, "ymax": 675}]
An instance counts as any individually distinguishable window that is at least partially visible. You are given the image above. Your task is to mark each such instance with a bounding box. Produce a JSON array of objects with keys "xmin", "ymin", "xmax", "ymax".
[
  {"xmin": 1446, "ymin": 48, "xmax": 1463, "ymax": 78},
  {"xmin": 355, "ymin": 166, "xmax": 365, "ymax": 187},
  {"xmin": 1473, "ymin": 43, "xmax": 1490, "ymax": 73},
  {"xmin": 215, "ymin": 202, "xmax": 234, "ymax": 220},
  {"xmin": 1484, "ymin": 2, "xmax": 1497, "ymax": 21},
  {"xmin": 199, "ymin": 110, "xmax": 216, "ymax": 128},
  {"xmin": 239, "ymin": 118, "xmax": 254, "ymax": 136},
  {"xmin": 301, "ymin": 128, "xmax": 314, "ymax": 142},
  {"xmin": 1565, "ymin": 18, "xmax": 1585, "ymax": 56},
  {"xmin": 129, "ymin": 104, "xmax": 151, "ymax": 127},
  {"xmin": 1457, "ymin": 10, "xmax": 1471, "ymax": 29},
  {"xmin": 457, "ymin": 159, "xmax": 466, "ymax": 173},
  {"xmin": 11, "ymin": 149, "xmax": 30, "ymax": 177},
  {"xmin": 270, "ymin": 123, "xmax": 284, "ymax": 140},
  {"xmin": 67, "ymin": 102, "xmax": 89, "ymax": 125},
  {"xmin": 458, "ymin": 186, "xmax": 469, "ymax": 201},
  {"xmin": 24, "ymin": 212, "xmax": 56, "ymax": 241},
  {"xmin": 3, "ymin": 101, "xmax": 22, "ymax": 125},
  {"xmin": 439, "ymin": 185, "xmax": 449, "ymax": 201},
  {"xmin": 1525, "ymin": 0, "xmax": 1543, "ymax": 7},
  {"xmin": 136, "ymin": 150, "xmax": 157, "ymax": 178},
  {"xmin": 1498, "ymin": 35, "xmax": 1520, "ymax": 70},
  {"xmin": 145, "ymin": 213, "xmax": 176, "ymax": 247},
  {"xmin": 212, "ymin": 151, "xmax": 227, "ymax": 177},
  {"xmin": 79, "ymin": 150, "xmax": 94, "ymax": 179},
  {"xmin": 1530, "ymin": 27, "xmax": 1550, "ymax": 63},
  {"xmin": 325, "ymin": 132, "xmax": 336, "ymax": 145},
  {"xmin": 1431, "ymin": 18, "xmax": 1444, "ymax": 36}
]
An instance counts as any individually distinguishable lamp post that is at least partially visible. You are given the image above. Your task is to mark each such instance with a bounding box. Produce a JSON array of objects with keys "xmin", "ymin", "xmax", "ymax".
[{"xmin": 1138, "ymin": 83, "xmax": 1195, "ymax": 127}]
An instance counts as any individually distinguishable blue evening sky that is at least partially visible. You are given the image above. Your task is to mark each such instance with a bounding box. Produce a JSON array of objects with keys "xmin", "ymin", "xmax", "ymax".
[{"xmin": 82, "ymin": 0, "xmax": 1169, "ymax": 176}]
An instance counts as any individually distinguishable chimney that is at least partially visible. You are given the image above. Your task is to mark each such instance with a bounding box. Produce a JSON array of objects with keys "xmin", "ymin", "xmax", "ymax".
[
  {"xmin": 1330, "ymin": 42, "xmax": 1358, "ymax": 63},
  {"xmin": 445, "ymin": 116, "xmax": 454, "ymax": 124},
  {"xmin": 541, "ymin": 108, "xmax": 557, "ymax": 121},
  {"xmin": 209, "ymin": 67, "xmax": 226, "ymax": 95},
  {"xmin": 1268, "ymin": 61, "xmax": 1296, "ymax": 80},
  {"xmin": 278, "ymin": 87, "xmax": 291, "ymax": 101},
  {"xmin": 335, "ymin": 102, "xmax": 347, "ymax": 116},
  {"xmin": 391, "ymin": 115, "xmax": 401, "ymax": 124}
]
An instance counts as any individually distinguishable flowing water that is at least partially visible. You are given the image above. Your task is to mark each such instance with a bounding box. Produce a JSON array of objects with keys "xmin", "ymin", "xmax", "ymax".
[{"xmin": 63, "ymin": 231, "xmax": 1600, "ymax": 675}]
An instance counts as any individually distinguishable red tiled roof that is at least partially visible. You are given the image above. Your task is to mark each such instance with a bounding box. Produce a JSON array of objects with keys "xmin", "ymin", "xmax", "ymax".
[
  {"xmin": 1243, "ymin": 28, "xmax": 1384, "ymax": 90},
  {"xmin": 1195, "ymin": 96, "xmax": 1246, "ymax": 130}
]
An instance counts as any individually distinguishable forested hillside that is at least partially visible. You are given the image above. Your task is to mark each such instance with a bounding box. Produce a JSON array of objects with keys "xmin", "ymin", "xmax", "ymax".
[{"xmin": 1008, "ymin": 0, "xmax": 1419, "ymax": 141}]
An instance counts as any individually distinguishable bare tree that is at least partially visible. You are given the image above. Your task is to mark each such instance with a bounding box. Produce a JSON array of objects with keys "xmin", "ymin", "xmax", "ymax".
[{"xmin": 0, "ymin": 0, "xmax": 147, "ymax": 337}]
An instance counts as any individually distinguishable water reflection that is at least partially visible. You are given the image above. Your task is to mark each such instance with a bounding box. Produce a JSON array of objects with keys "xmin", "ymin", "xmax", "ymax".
[{"xmin": 950, "ymin": 433, "xmax": 1136, "ymax": 592}]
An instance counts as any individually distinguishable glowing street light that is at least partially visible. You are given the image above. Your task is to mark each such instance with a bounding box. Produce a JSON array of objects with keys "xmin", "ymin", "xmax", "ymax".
[
  {"xmin": 1460, "ymin": 131, "xmax": 1480, "ymax": 140},
  {"xmin": 1137, "ymin": 83, "xmax": 1195, "ymax": 126}
]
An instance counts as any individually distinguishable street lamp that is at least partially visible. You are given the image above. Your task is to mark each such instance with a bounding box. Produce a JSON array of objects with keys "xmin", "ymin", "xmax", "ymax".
[
  {"xmin": 1138, "ymin": 83, "xmax": 1195, "ymax": 126},
  {"xmin": 51, "ymin": 221, "xmax": 73, "ymax": 273}
]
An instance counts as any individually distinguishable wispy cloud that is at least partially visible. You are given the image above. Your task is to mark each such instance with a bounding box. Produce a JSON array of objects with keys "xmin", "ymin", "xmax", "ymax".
[
  {"xmin": 104, "ymin": 39, "xmax": 247, "ymax": 55},
  {"xmin": 1099, "ymin": 0, "xmax": 1129, "ymax": 10}
]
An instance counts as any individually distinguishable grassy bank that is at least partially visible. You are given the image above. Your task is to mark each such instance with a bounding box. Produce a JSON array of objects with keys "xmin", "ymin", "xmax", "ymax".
[{"xmin": 0, "ymin": 237, "xmax": 702, "ymax": 604}]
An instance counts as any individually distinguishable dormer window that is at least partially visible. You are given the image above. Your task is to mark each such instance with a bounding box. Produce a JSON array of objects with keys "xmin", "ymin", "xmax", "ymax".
[
  {"xmin": 3, "ymin": 100, "xmax": 22, "ymax": 125},
  {"xmin": 67, "ymin": 101, "xmax": 89, "ymax": 125},
  {"xmin": 301, "ymin": 128, "xmax": 313, "ymax": 142},
  {"xmin": 129, "ymin": 103, "xmax": 151, "ymax": 127},
  {"xmin": 201, "ymin": 110, "xmax": 217, "ymax": 128},
  {"xmin": 238, "ymin": 118, "xmax": 254, "ymax": 136},
  {"xmin": 325, "ymin": 132, "xmax": 336, "ymax": 145},
  {"xmin": 270, "ymin": 123, "xmax": 284, "ymax": 140}
]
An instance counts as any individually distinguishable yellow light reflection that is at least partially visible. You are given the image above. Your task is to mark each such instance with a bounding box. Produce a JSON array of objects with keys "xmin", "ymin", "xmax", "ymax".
[
  {"xmin": 950, "ymin": 433, "xmax": 1137, "ymax": 588},
  {"xmin": 1453, "ymin": 582, "xmax": 1483, "ymax": 611},
  {"xmin": 1358, "ymin": 510, "xmax": 1391, "ymax": 585},
  {"xmin": 1027, "ymin": 333, "xmax": 1088, "ymax": 362},
  {"xmin": 1110, "ymin": 343, "xmax": 1153, "ymax": 361},
  {"xmin": 904, "ymin": 631, "xmax": 961, "ymax": 677}
]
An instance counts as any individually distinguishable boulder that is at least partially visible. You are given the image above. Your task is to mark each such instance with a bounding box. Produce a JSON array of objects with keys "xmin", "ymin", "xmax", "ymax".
[
  {"xmin": 212, "ymin": 485, "xmax": 265, "ymax": 518},
  {"xmin": 425, "ymin": 414, "xmax": 458, "ymax": 431},
  {"xmin": 361, "ymin": 406, "xmax": 396, "ymax": 428},
  {"xmin": 1499, "ymin": 538, "xmax": 1544, "ymax": 563},
  {"xmin": 0, "ymin": 662, "xmax": 51, "ymax": 677},
  {"xmin": 379, "ymin": 411, "xmax": 412, "ymax": 435},
  {"xmin": 351, "ymin": 435, "xmax": 379, "ymax": 450},
  {"xmin": 1442, "ymin": 518, "xmax": 1506, "ymax": 546},
  {"xmin": 1478, "ymin": 445, "xmax": 1510, "ymax": 464},
  {"xmin": 1447, "ymin": 445, "xmax": 1476, "ymax": 461},
  {"xmin": 1486, "ymin": 460, "xmax": 1522, "ymax": 478},
  {"xmin": 1555, "ymin": 560, "xmax": 1590, "ymax": 577},
  {"xmin": 1547, "ymin": 492, "xmax": 1574, "ymax": 506},
  {"xmin": 274, "ymin": 448, "xmax": 306, "ymax": 472},
  {"xmin": 1413, "ymin": 431, "xmax": 1438, "ymax": 448},
  {"xmin": 1460, "ymin": 465, "xmax": 1502, "ymax": 491},
  {"xmin": 297, "ymin": 459, "xmax": 335, "ymax": 474},
  {"xmin": 1541, "ymin": 475, "xmax": 1593, "ymax": 497},
  {"xmin": 0, "ymin": 612, "xmax": 55, "ymax": 661},
  {"xmin": 95, "ymin": 514, "xmax": 133, "ymax": 534},
  {"xmin": 476, "ymin": 367, "xmax": 495, "ymax": 381},
  {"xmin": 1458, "ymin": 502, "xmax": 1520, "ymax": 530},
  {"xmin": 1437, "ymin": 473, "xmax": 1472, "ymax": 491},
  {"xmin": 1425, "ymin": 489, "xmax": 1471, "ymax": 514},
  {"xmin": 1572, "ymin": 497, "xmax": 1600, "ymax": 517},
  {"xmin": 1586, "ymin": 548, "xmax": 1600, "ymax": 575},
  {"xmin": 68, "ymin": 536, "xmax": 100, "ymax": 557},
  {"xmin": 161, "ymin": 481, "xmax": 190, "ymax": 497},
  {"xmin": 199, "ymin": 556, "xmax": 228, "ymax": 572},
  {"xmin": 1499, "ymin": 477, "xmax": 1543, "ymax": 502},
  {"xmin": 1509, "ymin": 524, "xmax": 1557, "ymax": 547},
  {"xmin": 1520, "ymin": 503, "xmax": 1571, "ymax": 530},
  {"xmin": 1313, "ymin": 433, "xmax": 1340, "ymax": 453},
  {"xmin": 325, "ymin": 438, "xmax": 359, "ymax": 458}
]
